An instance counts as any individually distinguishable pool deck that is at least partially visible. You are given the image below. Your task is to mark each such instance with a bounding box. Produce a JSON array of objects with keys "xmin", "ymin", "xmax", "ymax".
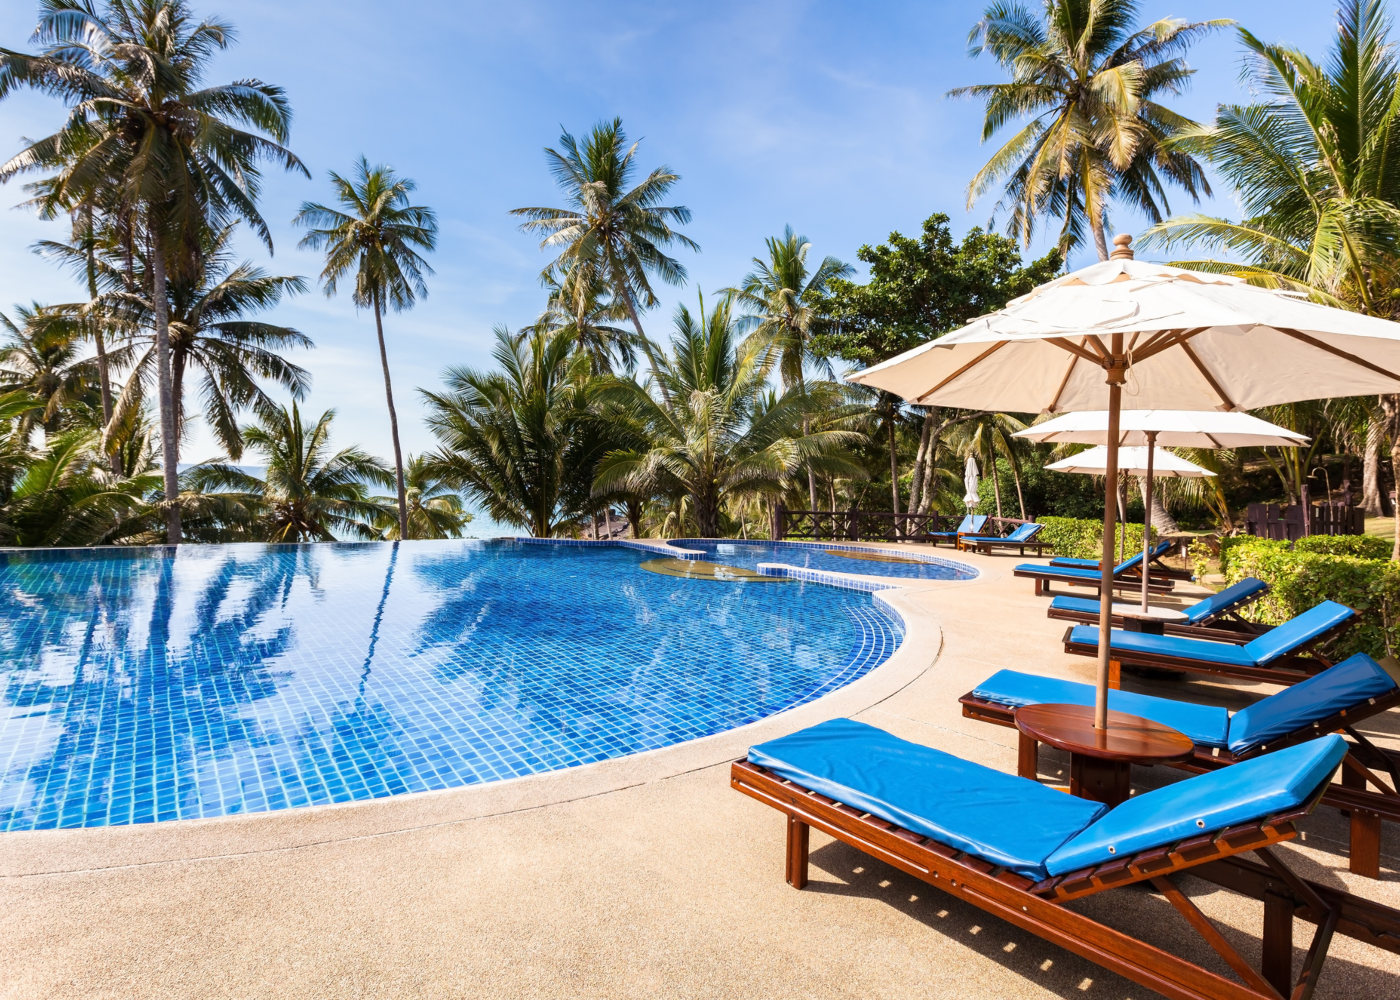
[{"xmin": 1, "ymin": 542, "xmax": 1397, "ymax": 999}]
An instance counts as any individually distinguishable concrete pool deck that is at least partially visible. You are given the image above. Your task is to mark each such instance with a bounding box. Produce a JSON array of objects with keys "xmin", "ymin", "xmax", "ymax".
[{"xmin": 1, "ymin": 543, "xmax": 1396, "ymax": 998}]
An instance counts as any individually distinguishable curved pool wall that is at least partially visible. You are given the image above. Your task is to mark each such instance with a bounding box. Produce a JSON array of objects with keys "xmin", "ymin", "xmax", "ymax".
[
  {"xmin": 670, "ymin": 539, "xmax": 979, "ymax": 581},
  {"xmin": 0, "ymin": 539, "xmax": 905, "ymax": 831}
]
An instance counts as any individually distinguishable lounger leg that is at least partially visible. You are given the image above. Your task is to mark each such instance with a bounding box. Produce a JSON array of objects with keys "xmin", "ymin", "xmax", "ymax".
[
  {"xmin": 786, "ymin": 815, "xmax": 809, "ymax": 889},
  {"xmin": 1350, "ymin": 808, "xmax": 1382, "ymax": 879},
  {"xmin": 1262, "ymin": 891, "xmax": 1294, "ymax": 997},
  {"xmin": 1108, "ymin": 659, "xmax": 1121, "ymax": 690},
  {"xmin": 1017, "ymin": 733, "xmax": 1038, "ymax": 779}
]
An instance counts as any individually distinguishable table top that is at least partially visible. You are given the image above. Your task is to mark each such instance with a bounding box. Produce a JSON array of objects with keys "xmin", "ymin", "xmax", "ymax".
[
  {"xmin": 1015, "ymin": 703, "xmax": 1195, "ymax": 765},
  {"xmin": 1110, "ymin": 603, "xmax": 1188, "ymax": 621}
]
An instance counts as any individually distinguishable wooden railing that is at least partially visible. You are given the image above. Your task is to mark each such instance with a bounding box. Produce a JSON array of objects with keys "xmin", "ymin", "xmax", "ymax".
[
  {"xmin": 1244, "ymin": 502, "xmax": 1364, "ymax": 541},
  {"xmin": 771, "ymin": 505, "xmax": 1032, "ymax": 543}
]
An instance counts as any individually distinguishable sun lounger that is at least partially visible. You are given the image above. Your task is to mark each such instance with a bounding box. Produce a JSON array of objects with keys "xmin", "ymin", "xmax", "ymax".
[
  {"xmin": 733, "ymin": 720, "xmax": 1400, "ymax": 1000},
  {"xmin": 1050, "ymin": 538, "xmax": 1191, "ymax": 579},
  {"xmin": 924, "ymin": 513, "xmax": 987, "ymax": 547},
  {"xmin": 1013, "ymin": 549, "xmax": 1177, "ymax": 597},
  {"xmin": 1046, "ymin": 577, "xmax": 1271, "ymax": 641},
  {"xmin": 958, "ymin": 654, "xmax": 1400, "ymax": 878},
  {"xmin": 1062, "ymin": 600, "xmax": 1356, "ymax": 685},
  {"xmin": 956, "ymin": 522, "xmax": 1049, "ymax": 555}
]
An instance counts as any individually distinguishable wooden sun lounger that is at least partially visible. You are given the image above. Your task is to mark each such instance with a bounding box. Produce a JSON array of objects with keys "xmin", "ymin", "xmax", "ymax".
[
  {"xmin": 732, "ymin": 758, "xmax": 1400, "ymax": 1000},
  {"xmin": 959, "ymin": 684, "xmax": 1400, "ymax": 879},
  {"xmin": 1015, "ymin": 565, "xmax": 1177, "ymax": 598}
]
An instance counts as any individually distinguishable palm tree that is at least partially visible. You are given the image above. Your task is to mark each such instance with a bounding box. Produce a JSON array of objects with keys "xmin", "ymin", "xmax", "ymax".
[
  {"xmin": 187, "ymin": 405, "xmax": 393, "ymax": 542},
  {"xmin": 0, "ymin": 304, "xmax": 100, "ymax": 440},
  {"xmin": 949, "ymin": 413, "xmax": 1030, "ymax": 519},
  {"xmin": 1145, "ymin": 0, "xmax": 1400, "ymax": 311},
  {"xmin": 528, "ymin": 268, "xmax": 637, "ymax": 374},
  {"xmin": 421, "ymin": 326, "xmax": 595, "ymax": 538},
  {"xmin": 951, "ymin": 0, "xmax": 1226, "ymax": 259},
  {"xmin": 510, "ymin": 118, "xmax": 698, "ymax": 389},
  {"xmin": 0, "ymin": 0, "xmax": 307, "ymax": 543},
  {"xmin": 295, "ymin": 158, "xmax": 438, "ymax": 540},
  {"xmin": 593, "ymin": 294, "xmax": 864, "ymax": 538},
  {"xmin": 733, "ymin": 226, "xmax": 853, "ymax": 509},
  {"xmin": 370, "ymin": 455, "xmax": 472, "ymax": 540}
]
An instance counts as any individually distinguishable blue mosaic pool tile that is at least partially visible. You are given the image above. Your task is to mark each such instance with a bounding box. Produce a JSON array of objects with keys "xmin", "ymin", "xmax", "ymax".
[{"xmin": 0, "ymin": 540, "xmax": 902, "ymax": 830}]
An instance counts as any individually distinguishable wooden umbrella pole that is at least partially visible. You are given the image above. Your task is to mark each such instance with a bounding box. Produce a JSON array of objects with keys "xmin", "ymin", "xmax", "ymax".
[
  {"xmin": 1096, "ymin": 349, "xmax": 1126, "ymax": 729},
  {"xmin": 1141, "ymin": 431, "xmax": 1156, "ymax": 613}
]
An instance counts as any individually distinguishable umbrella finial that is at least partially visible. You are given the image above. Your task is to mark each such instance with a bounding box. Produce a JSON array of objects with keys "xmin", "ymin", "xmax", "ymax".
[{"xmin": 1110, "ymin": 234, "xmax": 1134, "ymax": 260}]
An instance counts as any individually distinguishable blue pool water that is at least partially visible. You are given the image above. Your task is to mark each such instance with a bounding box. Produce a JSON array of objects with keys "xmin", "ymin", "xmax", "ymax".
[
  {"xmin": 673, "ymin": 540, "xmax": 978, "ymax": 581},
  {"xmin": 0, "ymin": 540, "xmax": 902, "ymax": 830}
]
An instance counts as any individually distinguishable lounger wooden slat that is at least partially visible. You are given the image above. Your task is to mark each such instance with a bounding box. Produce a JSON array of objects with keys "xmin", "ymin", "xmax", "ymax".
[{"xmin": 732, "ymin": 759, "xmax": 1400, "ymax": 1000}]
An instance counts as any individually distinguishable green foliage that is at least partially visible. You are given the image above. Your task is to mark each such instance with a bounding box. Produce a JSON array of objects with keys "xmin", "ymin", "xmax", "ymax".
[
  {"xmin": 1293, "ymin": 534, "xmax": 1393, "ymax": 560},
  {"xmin": 1219, "ymin": 536, "xmax": 1400, "ymax": 658},
  {"xmin": 1035, "ymin": 515, "xmax": 1149, "ymax": 560},
  {"xmin": 814, "ymin": 215, "xmax": 1061, "ymax": 366}
]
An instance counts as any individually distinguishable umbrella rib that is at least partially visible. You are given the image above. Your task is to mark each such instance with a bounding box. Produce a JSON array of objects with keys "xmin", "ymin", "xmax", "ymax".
[
  {"xmin": 1046, "ymin": 349, "xmax": 1079, "ymax": 414},
  {"xmin": 915, "ymin": 341, "xmax": 1007, "ymax": 402},
  {"xmin": 1084, "ymin": 335, "xmax": 1110, "ymax": 361},
  {"xmin": 1277, "ymin": 327, "xmax": 1400, "ymax": 382},
  {"xmin": 1046, "ymin": 338, "xmax": 1104, "ymax": 364},
  {"xmin": 1177, "ymin": 340, "xmax": 1237, "ymax": 410}
]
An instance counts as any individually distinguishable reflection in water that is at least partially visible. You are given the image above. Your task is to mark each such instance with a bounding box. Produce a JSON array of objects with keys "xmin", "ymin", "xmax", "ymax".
[{"xmin": 0, "ymin": 541, "xmax": 901, "ymax": 830}]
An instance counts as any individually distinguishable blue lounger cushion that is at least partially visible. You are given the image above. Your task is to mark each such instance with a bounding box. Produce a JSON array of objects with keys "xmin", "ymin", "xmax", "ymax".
[
  {"xmin": 747, "ymin": 718, "xmax": 1105, "ymax": 879},
  {"xmin": 1048, "ymin": 577, "xmax": 1268, "ymax": 626},
  {"xmin": 1052, "ymin": 540, "xmax": 1172, "ymax": 571},
  {"xmin": 1227, "ymin": 653, "xmax": 1399, "ymax": 755},
  {"xmin": 1045, "ymin": 736, "xmax": 1347, "ymax": 876},
  {"xmin": 971, "ymin": 669, "xmax": 1230, "ymax": 748},
  {"xmin": 1069, "ymin": 600, "xmax": 1354, "ymax": 666},
  {"xmin": 928, "ymin": 514, "xmax": 983, "ymax": 538},
  {"xmin": 962, "ymin": 524, "xmax": 1044, "ymax": 545},
  {"xmin": 1025, "ymin": 562, "xmax": 1161, "ymax": 583}
]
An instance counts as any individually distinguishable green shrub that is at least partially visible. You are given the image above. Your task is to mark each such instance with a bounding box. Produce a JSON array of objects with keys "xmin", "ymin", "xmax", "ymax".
[
  {"xmin": 1036, "ymin": 516, "xmax": 1150, "ymax": 561},
  {"xmin": 1293, "ymin": 534, "xmax": 1392, "ymax": 560},
  {"xmin": 1220, "ymin": 536, "xmax": 1400, "ymax": 659}
]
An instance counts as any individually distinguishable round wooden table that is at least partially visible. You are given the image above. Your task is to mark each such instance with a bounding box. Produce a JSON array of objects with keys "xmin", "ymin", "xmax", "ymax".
[{"xmin": 1014, "ymin": 703, "xmax": 1195, "ymax": 806}]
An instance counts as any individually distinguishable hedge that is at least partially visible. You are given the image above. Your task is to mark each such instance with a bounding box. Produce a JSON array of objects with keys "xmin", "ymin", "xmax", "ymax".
[
  {"xmin": 1218, "ymin": 536, "xmax": 1400, "ymax": 659},
  {"xmin": 1035, "ymin": 516, "xmax": 1151, "ymax": 561}
]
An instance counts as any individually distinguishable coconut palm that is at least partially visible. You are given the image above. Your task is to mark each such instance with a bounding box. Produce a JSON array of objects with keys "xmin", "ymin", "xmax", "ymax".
[
  {"xmin": 510, "ymin": 118, "xmax": 698, "ymax": 389},
  {"xmin": 0, "ymin": 0, "xmax": 307, "ymax": 542},
  {"xmin": 0, "ymin": 304, "xmax": 100, "ymax": 440},
  {"xmin": 951, "ymin": 0, "xmax": 1226, "ymax": 259},
  {"xmin": 733, "ymin": 226, "xmax": 853, "ymax": 509},
  {"xmin": 528, "ymin": 268, "xmax": 637, "ymax": 374},
  {"xmin": 1146, "ymin": 0, "xmax": 1400, "ymax": 312},
  {"xmin": 187, "ymin": 405, "xmax": 393, "ymax": 542},
  {"xmin": 421, "ymin": 326, "xmax": 596, "ymax": 538},
  {"xmin": 593, "ymin": 293, "xmax": 865, "ymax": 538},
  {"xmin": 370, "ymin": 455, "xmax": 472, "ymax": 540},
  {"xmin": 295, "ymin": 158, "xmax": 438, "ymax": 540},
  {"xmin": 948, "ymin": 413, "xmax": 1031, "ymax": 519}
]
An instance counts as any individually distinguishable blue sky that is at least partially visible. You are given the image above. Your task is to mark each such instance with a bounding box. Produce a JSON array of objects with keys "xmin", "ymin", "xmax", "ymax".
[{"xmin": 0, "ymin": 0, "xmax": 1340, "ymax": 480}]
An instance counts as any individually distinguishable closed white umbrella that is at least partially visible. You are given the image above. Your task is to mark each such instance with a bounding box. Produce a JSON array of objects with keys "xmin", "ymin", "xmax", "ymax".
[
  {"xmin": 847, "ymin": 236, "xmax": 1400, "ymax": 728},
  {"xmin": 963, "ymin": 454, "xmax": 980, "ymax": 510}
]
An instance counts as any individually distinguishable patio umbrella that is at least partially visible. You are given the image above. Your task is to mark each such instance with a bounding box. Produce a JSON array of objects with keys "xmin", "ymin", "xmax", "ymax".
[
  {"xmin": 1019, "ymin": 410, "xmax": 1309, "ymax": 612},
  {"xmin": 963, "ymin": 454, "xmax": 980, "ymax": 510},
  {"xmin": 847, "ymin": 235, "xmax": 1400, "ymax": 727}
]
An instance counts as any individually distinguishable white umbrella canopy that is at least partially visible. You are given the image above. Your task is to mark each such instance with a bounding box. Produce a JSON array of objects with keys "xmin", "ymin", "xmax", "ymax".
[
  {"xmin": 1045, "ymin": 446, "xmax": 1215, "ymax": 477},
  {"xmin": 1016, "ymin": 410, "xmax": 1311, "ymax": 449},
  {"xmin": 847, "ymin": 237, "xmax": 1400, "ymax": 729}
]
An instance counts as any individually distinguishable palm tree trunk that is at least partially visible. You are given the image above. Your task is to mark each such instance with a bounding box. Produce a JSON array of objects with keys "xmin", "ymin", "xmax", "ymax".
[
  {"xmin": 888, "ymin": 416, "xmax": 900, "ymax": 516},
  {"xmin": 990, "ymin": 453, "xmax": 1003, "ymax": 519},
  {"xmin": 1363, "ymin": 415, "xmax": 1391, "ymax": 516},
  {"xmin": 909, "ymin": 408, "xmax": 935, "ymax": 515},
  {"xmin": 150, "ymin": 239, "xmax": 182, "ymax": 543},
  {"xmin": 82, "ymin": 208, "xmax": 119, "ymax": 475},
  {"xmin": 373, "ymin": 297, "xmax": 409, "ymax": 540},
  {"xmin": 1012, "ymin": 460, "xmax": 1026, "ymax": 519},
  {"xmin": 616, "ymin": 286, "xmax": 669, "ymax": 404}
]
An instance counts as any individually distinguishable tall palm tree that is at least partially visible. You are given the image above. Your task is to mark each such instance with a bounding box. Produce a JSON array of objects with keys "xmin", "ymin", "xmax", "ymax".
[
  {"xmin": 733, "ymin": 226, "xmax": 852, "ymax": 509},
  {"xmin": 528, "ymin": 268, "xmax": 637, "ymax": 374},
  {"xmin": 594, "ymin": 294, "xmax": 864, "ymax": 538},
  {"xmin": 422, "ymin": 326, "xmax": 596, "ymax": 538},
  {"xmin": 1146, "ymin": 0, "xmax": 1400, "ymax": 312},
  {"xmin": 0, "ymin": 304, "xmax": 99, "ymax": 440},
  {"xmin": 187, "ymin": 405, "xmax": 393, "ymax": 542},
  {"xmin": 0, "ymin": 0, "xmax": 307, "ymax": 543},
  {"xmin": 511, "ymin": 118, "xmax": 698, "ymax": 390},
  {"xmin": 370, "ymin": 454, "xmax": 472, "ymax": 540},
  {"xmin": 951, "ymin": 0, "xmax": 1226, "ymax": 259},
  {"xmin": 295, "ymin": 158, "xmax": 438, "ymax": 540}
]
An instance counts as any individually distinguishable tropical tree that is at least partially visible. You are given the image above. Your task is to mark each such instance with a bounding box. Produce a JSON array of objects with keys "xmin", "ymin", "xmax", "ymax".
[
  {"xmin": 295, "ymin": 158, "xmax": 438, "ymax": 540},
  {"xmin": 0, "ymin": 304, "xmax": 99, "ymax": 440},
  {"xmin": 1145, "ymin": 0, "xmax": 1400, "ymax": 312},
  {"xmin": 370, "ymin": 454, "xmax": 472, "ymax": 540},
  {"xmin": 0, "ymin": 0, "xmax": 308, "ymax": 543},
  {"xmin": 733, "ymin": 226, "xmax": 852, "ymax": 509},
  {"xmin": 528, "ymin": 268, "xmax": 637, "ymax": 374},
  {"xmin": 950, "ymin": 0, "xmax": 1227, "ymax": 259},
  {"xmin": 422, "ymin": 326, "xmax": 596, "ymax": 538},
  {"xmin": 593, "ymin": 294, "xmax": 865, "ymax": 538},
  {"xmin": 510, "ymin": 118, "xmax": 698, "ymax": 389},
  {"xmin": 187, "ymin": 405, "xmax": 393, "ymax": 542}
]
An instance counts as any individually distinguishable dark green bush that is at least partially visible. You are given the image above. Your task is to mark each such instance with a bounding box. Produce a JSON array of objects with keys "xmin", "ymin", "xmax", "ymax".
[
  {"xmin": 1293, "ymin": 534, "xmax": 1392, "ymax": 560},
  {"xmin": 1036, "ymin": 516, "xmax": 1150, "ymax": 560}
]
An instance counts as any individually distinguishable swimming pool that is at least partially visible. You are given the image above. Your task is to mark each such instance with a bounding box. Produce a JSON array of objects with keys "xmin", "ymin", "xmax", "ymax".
[
  {"xmin": 674, "ymin": 539, "xmax": 978, "ymax": 581},
  {"xmin": 0, "ymin": 540, "xmax": 903, "ymax": 830}
]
